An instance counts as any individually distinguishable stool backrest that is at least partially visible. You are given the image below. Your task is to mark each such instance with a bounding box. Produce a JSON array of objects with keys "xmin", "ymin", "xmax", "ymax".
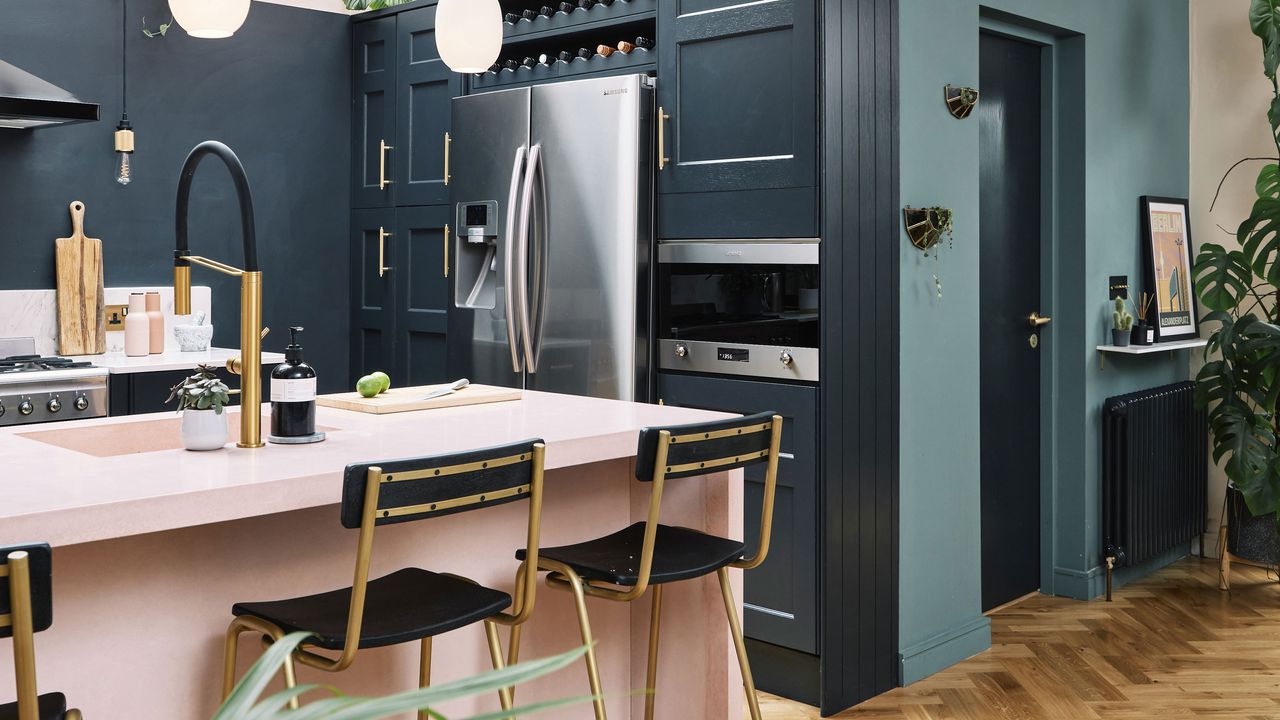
[
  {"xmin": 2, "ymin": 543, "xmax": 53, "ymax": 719},
  {"xmin": 320, "ymin": 440, "xmax": 545, "ymax": 668}
]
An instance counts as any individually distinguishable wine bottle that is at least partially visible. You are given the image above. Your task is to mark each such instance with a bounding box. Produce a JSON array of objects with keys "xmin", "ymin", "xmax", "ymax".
[
  {"xmin": 577, "ymin": 47, "xmax": 594, "ymax": 60},
  {"xmin": 596, "ymin": 44, "xmax": 615, "ymax": 57},
  {"xmin": 522, "ymin": 9, "xmax": 539, "ymax": 20},
  {"xmin": 558, "ymin": 1, "xmax": 575, "ymax": 13},
  {"xmin": 577, "ymin": 0, "xmax": 593, "ymax": 8},
  {"xmin": 505, "ymin": 59, "xmax": 521, "ymax": 71},
  {"xmin": 558, "ymin": 50, "xmax": 574, "ymax": 63},
  {"xmin": 634, "ymin": 36, "xmax": 655, "ymax": 50},
  {"xmin": 488, "ymin": 62, "xmax": 502, "ymax": 74},
  {"xmin": 521, "ymin": 56, "xmax": 538, "ymax": 68},
  {"xmin": 540, "ymin": 5, "xmax": 555, "ymax": 17},
  {"xmin": 504, "ymin": 12, "xmax": 519, "ymax": 23},
  {"xmin": 617, "ymin": 40, "xmax": 635, "ymax": 54},
  {"xmin": 538, "ymin": 53, "xmax": 553, "ymax": 66}
]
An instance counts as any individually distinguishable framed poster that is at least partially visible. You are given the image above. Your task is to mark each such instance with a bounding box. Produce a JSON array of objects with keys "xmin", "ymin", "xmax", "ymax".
[{"xmin": 1140, "ymin": 197, "xmax": 1199, "ymax": 342}]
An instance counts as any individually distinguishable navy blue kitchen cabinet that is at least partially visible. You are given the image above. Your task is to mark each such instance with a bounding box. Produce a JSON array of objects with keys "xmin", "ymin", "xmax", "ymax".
[
  {"xmin": 352, "ymin": 16, "xmax": 398, "ymax": 209},
  {"xmin": 350, "ymin": 208, "xmax": 398, "ymax": 381},
  {"xmin": 108, "ymin": 365, "xmax": 270, "ymax": 416},
  {"xmin": 393, "ymin": 205, "xmax": 450, "ymax": 387},
  {"xmin": 656, "ymin": 0, "xmax": 818, "ymax": 239},
  {"xmin": 657, "ymin": 373, "xmax": 819, "ymax": 658},
  {"xmin": 395, "ymin": 5, "xmax": 463, "ymax": 206}
]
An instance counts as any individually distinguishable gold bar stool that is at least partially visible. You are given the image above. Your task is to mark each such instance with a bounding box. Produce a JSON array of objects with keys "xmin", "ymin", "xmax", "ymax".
[
  {"xmin": 1, "ymin": 543, "xmax": 82, "ymax": 720},
  {"xmin": 514, "ymin": 411, "xmax": 783, "ymax": 720},
  {"xmin": 221, "ymin": 440, "xmax": 546, "ymax": 715}
]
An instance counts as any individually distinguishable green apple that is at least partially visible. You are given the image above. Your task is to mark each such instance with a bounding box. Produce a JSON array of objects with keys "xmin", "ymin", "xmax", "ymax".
[
  {"xmin": 356, "ymin": 375, "xmax": 382, "ymax": 399},
  {"xmin": 370, "ymin": 371, "xmax": 391, "ymax": 394}
]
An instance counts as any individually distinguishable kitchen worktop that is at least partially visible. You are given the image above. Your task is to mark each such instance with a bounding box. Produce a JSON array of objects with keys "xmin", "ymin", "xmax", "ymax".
[
  {"xmin": 0, "ymin": 391, "xmax": 731, "ymax": 547},
  {"xmin": 74, "ymin": 346, "xmax": 286, "ymax": 374}
]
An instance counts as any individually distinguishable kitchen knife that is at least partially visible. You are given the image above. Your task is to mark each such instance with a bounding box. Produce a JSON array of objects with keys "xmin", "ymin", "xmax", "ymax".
[{"xmin": 419, "ymin": 378, "xmax": 470, "ymax": 401}]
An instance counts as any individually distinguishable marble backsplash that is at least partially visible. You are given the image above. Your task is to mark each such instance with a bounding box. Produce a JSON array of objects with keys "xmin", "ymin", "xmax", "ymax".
[{"xmin": 0, "ymin": 287, "xmax": 213, "ymax": 357}]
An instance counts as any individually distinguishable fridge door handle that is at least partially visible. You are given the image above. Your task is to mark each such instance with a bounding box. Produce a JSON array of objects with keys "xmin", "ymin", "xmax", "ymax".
[
  {"xmin": 504, "ymin": 145, "xmax": 528, "ymax": 374},
  {"xmin": 529, "ymin": 145, "xmax": 550, "ymax": 372},
  {"xmin": 517, "ymin": 143, "xmax": 542, "ymax": 373}
]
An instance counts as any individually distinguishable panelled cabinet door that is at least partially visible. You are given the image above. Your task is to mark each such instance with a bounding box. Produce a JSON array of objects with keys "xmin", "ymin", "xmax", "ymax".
[
  {"xmin": 350, "ymin": 209, "xmax": 398, "ymax": 383},
  {"xmin": 396, "ymin": 6, "xmax": 463, "ymax": 206},
  {"xmin": 656, "ymin": 0, "xmax": 818, "ymax": 238},
  {"xmin": 394, "ymin": 205, "xmax": 451, "ymax": 386},
  {"xmin": 657, "ymin": 373, "xmax": 819, "ymax": 655},
  {"xmin": 352, "ymin": 17, "xmax": 398, "ymax": 208}
]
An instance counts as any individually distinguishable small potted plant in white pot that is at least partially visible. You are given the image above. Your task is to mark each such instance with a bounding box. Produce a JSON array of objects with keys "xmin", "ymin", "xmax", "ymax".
[{"xmin": 167, "ymin": 364, "xmax": 232, "ymax": 451}]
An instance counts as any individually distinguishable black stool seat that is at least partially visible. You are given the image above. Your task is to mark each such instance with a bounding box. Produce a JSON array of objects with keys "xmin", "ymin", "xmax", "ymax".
[
  {"xmin": 232, "ymin": 568, "xmax": 511, "ymax": 650},
  {"xmin": 520, "ymin": 523, "xmax": 746, "ymax": 586},
  {"xmin": 0, "ymin": 693, "xmax": 66, "ymax": 720}
]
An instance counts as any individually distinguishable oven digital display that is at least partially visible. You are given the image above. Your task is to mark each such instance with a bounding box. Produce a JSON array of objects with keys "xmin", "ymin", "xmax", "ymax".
[{"xmin": 718, "ymin": 347, "xmax": 750, "ymax": 362}]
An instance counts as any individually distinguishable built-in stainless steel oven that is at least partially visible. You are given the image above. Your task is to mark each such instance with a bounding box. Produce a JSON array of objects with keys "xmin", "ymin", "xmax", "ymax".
[{"xmin": 657, "ymin": 239, "xmax": 819, "ymax": 382}]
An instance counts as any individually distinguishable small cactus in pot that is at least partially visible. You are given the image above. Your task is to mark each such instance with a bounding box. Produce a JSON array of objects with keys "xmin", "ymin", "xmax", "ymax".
[{"xmin": 1111, "ymin": 296, "xmax": 1133, "ymax": 347}]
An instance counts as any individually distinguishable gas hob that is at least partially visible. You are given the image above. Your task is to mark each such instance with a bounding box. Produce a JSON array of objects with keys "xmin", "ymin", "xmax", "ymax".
[{"xmin": 0, "ymin": 340, "xmax": 109, "ymax": 427}]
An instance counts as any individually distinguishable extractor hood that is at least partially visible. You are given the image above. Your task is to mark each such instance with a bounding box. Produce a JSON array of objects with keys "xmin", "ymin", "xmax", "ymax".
[{"xmin": 0, "ymin": 60, "xmax": 99, "ymax": 129}]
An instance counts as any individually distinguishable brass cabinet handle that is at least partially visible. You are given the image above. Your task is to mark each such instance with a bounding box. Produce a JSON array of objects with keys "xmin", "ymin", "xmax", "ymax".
[
  {"xmin": 443, "ymin": 223, "xmax": 450, "ymax": 278},
  {"xmin": 444, "ymin": 132, "xmax": 452, "ymax": 186},
  {"xmin": 379, "ymin": 139, "xmax": 394, "ymax": 190},
  {"xmin": 658, "ymin": 107, "xmax": 671, "ymax": 171},
  {"xmin": 1028, "ymin": 312, "xmax": 1052, "ymax": 328},
  {"xmin": 378, "ymin": 226, "xmax": 393, "ymax": 278}
]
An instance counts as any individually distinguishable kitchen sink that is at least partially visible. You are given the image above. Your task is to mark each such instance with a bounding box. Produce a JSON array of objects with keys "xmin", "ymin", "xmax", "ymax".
[{"xmin": 17, "ymin": 412, "xmax": 334, "ymax": 457}]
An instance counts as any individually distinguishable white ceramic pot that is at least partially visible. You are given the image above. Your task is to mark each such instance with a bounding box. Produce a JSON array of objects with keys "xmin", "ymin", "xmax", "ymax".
[{"xmin": 182, "ymin": 408, "xmax": 228, "ymax": 451}]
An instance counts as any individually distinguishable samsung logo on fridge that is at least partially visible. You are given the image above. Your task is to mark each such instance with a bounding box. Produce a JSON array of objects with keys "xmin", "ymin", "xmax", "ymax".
[{"xmin": 603, "ymin": 88, "xmax": 629, "ymax": 96}]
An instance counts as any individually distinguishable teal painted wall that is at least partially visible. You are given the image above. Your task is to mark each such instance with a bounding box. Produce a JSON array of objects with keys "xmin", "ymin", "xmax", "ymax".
[{"xmin": 898, "ymin": 0, "xmax": 1190, "ymax": 684}]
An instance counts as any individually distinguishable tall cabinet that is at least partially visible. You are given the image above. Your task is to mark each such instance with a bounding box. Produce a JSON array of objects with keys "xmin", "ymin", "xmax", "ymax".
[{"xmin": 350, "ymin": 1, "xmax": 458, "ymax": 385}]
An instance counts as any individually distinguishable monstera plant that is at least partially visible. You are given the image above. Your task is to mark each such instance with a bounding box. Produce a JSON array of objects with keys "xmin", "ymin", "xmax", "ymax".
[{"xmin": 1193, "ymin": 0, "xmax": 1280, "ymax": 521}]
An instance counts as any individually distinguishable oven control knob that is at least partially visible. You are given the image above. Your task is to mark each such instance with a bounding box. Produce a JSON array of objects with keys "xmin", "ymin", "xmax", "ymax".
[
  {"xmin": 74, "ymin": 395, "xmax": 89, "ymax": 412},
  {"xmin": 18, "ymin": 400, "xmax": 34, "ymax": 416},
  {"xmin": 674, "ymin": 343, "xmax": 688, "ymax": 358},
  {"xmin": 780, "ymin": 351, "xmax": 794, "ymax": 367},
  {"xmin": 0, "ymin": 403, "xmax": 5, "ymax": 417},
  {"xmin": 47, "ymin": 398, "xmax": 62, "ymax": 414}
]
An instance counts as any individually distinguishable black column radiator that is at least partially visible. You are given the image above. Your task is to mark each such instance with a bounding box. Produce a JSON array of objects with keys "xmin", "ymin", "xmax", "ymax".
[{"xmin": 1101, "ymin": 381, "xmax": 1207, "ymax": 600}]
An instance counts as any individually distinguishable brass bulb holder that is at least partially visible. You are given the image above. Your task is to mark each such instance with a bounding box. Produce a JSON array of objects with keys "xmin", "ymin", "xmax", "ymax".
[{"xmin": 114, "ymin": 127, "xmax": 135, "ymax": 153}]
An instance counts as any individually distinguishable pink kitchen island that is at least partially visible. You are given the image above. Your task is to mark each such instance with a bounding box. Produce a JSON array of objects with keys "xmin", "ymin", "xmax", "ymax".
[{"xmin": 0, "ymin": 390, "xmax": 743, "ymax": 719}]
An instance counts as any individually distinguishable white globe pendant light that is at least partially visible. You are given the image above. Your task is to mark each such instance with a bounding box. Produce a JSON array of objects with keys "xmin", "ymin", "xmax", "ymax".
[
  {"xmin": 169, "ymin": 0, "xmax": 252, "ymax": 39},
  {"xmin": 436, "ymin": 0, "xmax": 502, "ymax": 74}
]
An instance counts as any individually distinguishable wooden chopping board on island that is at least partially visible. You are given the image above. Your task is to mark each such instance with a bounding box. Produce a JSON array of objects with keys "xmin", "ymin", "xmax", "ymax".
[
  {"xmin": 55, "ymin": 200, "xmax": 106, "ymax": 356},
  {"xmin": 317, "ymin": 383, "xmax": 521, "ymax": 415}
]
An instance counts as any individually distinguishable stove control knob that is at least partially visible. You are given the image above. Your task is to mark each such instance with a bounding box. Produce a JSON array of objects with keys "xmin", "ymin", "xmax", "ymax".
[
  {"xmin": 674, "ymin": 343, "xmax": 688, "ymax": 358},
  {"xmin": 18, "ymin": 400, "xmax": 34, "ymax": 416},
  {"xmin": 0, "ymin": 403, "xmax": 5, "ymax": 418},
  {"xmin": 74, "ymin": 395, "xmax": 89, "ymax": 411},
  {"xmin": 780, "ymin": 351, "xmax": 794, "ymax": 367},
  {"xmin": 47, "ymin": 397, "xmax": 62, "ymax": 414}
]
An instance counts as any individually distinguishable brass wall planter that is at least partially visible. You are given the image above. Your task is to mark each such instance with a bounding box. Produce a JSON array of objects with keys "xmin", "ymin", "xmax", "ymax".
[{"xmin": 944, "ymin": 85, "xmax": 979, "ymax": 119}]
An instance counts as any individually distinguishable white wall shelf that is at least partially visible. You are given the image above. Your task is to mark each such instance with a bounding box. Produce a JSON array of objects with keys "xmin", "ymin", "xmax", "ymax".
[{"xmin": 1096, "ymin": 337, "xmax": 1207, "ymax": 354}]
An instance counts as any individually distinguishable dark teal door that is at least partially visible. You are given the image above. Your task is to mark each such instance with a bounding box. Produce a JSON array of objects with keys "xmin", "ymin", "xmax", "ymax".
[
  {"xmin": 352, "ymin": 17, "xmax": 397, "ymax": 209},
  {"xmin": 395, "ymin": 5, "xmax": 462, "ymax": 206},
  {"xmin": 656, "ymin": 0, "xmax": 817, "ymax": 239},
  {"xmin": 979, "ymin": 32, "xmax": 1044, "ymax": 612}
]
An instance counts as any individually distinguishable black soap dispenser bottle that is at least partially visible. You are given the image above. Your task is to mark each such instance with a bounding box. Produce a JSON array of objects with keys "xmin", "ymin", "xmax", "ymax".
[{"xmin": 268, "ymin": 326, "xmax": 325, "ymax": 444}]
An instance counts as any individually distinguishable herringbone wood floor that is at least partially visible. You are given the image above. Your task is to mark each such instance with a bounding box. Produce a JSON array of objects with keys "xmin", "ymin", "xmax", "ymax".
[{"xmin": 761, "ymin": 557, "xmax": 1280, "ymax": 719}]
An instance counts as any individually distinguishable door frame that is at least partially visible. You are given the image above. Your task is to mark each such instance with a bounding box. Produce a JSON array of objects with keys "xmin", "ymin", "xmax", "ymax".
[{"xmin": 978, "ymin": 13, "xmax": 1086, "ymax": 600}]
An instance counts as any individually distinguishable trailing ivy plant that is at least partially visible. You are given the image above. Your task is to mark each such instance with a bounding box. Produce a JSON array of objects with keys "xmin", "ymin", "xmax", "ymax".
[{"xmin": 1193, "ymin": 0, "xmax": 1280, "ymax": 520}]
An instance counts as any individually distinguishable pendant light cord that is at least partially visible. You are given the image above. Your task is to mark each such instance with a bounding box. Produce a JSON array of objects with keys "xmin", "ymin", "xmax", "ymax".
[{"xmin": 121, "ymin": 0, "xmax": 127, "ymax": 117}]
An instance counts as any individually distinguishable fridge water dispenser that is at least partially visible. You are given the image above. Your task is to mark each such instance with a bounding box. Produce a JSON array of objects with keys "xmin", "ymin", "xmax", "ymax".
[{"xmin": 454, "ymin": 201, "xmax": 499, "ymax": 310}]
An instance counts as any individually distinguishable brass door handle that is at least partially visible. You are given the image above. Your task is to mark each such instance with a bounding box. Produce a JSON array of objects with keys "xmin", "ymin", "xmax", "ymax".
[
  {"xmin": 378, "ymin": 226, "xmax": 393, "ymax": 278},
  {"xmin": 444, "ymin": 132, "xmax": 452, "ymax": 186},
  {"xmin": 1029, "ymin": 312, "xmax": 1052, "ymax": 328},
  {"xmin": 443, "ymin": 223, "xmax": 450, "ymax": 278},
  {"xmin": 378, "ymin": 139, "xmax": 394, "ymax": 190},
  {"xmin": 658, "ymin": 106, "xmax": 671, "ymax": 171}
]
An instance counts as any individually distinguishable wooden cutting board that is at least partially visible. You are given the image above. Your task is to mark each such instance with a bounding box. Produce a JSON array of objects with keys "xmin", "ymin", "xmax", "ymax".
[
  {"xmin": 55, "ymin": 201, "xmax": 105, "ymax": 356},
  {"xmin": 316, "ymin": 383, "xmax": 522, "ymax": 415}
]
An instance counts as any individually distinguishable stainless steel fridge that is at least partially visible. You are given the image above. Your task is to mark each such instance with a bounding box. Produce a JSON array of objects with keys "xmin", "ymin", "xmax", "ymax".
[{"xmin": 447, "ymin": 73, "xmax": 654, "ymax": 401}]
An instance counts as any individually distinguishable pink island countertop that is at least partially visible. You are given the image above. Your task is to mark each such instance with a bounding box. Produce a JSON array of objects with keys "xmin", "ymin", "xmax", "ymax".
[{"xmin": 0, "ymin": 390, "xmax": 732, "ymax": 547}]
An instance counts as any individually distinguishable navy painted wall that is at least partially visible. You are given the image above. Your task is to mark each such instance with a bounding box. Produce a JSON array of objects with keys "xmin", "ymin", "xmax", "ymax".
[{"xmin": 0, "ymin": 0, "xmax": 351, "ymax": 390}]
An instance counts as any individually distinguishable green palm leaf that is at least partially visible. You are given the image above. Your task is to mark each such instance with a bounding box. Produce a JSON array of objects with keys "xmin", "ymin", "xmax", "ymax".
[{"xmin": 1193, "ymin": 244, "xmax": 1254, "ymax": 311}]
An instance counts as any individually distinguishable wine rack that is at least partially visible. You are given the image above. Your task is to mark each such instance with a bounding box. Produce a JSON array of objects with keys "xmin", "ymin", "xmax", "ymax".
[{"xmin": 473, "ymin": 1, "xmax": 657, "ymax": 90}]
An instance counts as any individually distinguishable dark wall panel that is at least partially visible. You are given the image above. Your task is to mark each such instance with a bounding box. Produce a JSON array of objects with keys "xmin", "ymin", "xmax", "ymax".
[
  {"xmin": 820, "ymin": 0, "xmax": 900, "ymax": 712},
  {"xmin": 0, "ymin": 0, "xmax": 351, "ymax": 390}
]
